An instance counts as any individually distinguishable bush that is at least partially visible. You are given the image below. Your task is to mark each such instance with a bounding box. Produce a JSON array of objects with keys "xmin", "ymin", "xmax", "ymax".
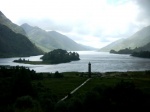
[
  {"xmin": 14, "ymin": 96, "xmax": 42, "ymax": 112},
  {"xmin": 54, "ymin": 71, "xmax": 64, "ymax": 78}
]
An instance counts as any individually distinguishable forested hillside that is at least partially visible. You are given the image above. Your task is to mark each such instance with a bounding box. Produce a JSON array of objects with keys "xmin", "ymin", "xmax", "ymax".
[{"xmin": 0, "ymin": 24, "xmax": 43, "ymax": 57}]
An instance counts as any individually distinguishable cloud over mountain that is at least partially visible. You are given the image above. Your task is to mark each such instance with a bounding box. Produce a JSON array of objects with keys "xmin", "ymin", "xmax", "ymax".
[{"xmin": 1, "ymin": 0, "xmax": 150, "ymax": 48}]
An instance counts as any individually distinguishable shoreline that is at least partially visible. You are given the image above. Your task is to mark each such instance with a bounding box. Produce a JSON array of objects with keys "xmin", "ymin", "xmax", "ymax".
[
  {"xmin": 1, "ymin": 65, "xmax": 149, "ymax": 74},
  {"xmin": 13, "ymin": 59, "xmax": 80, "ymax": 65}
]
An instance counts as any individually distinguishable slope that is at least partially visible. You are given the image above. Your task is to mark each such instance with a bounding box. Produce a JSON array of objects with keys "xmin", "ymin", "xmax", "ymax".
[
  {"xmin": 134, "ymin": 42, "xmax": 150, "ymax": 51},
  {"xmin": 0, "ymin": 24, "xmax": 43, "ymax": 57},
  {"xmin": 0, "ymin": 11, "xmax": 26, "ymax": 35},
  {"xmin": 99, "ymin": 25, "xmax": 150, "ymax": 52},
  {"xmin": 21, "ymin": 23, "xmax": 93, "ymax": 52}
]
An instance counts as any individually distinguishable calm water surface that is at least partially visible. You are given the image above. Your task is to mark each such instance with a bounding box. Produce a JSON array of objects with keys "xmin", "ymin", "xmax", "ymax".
[{"xmin": 0, "ymin": 51, "xmax": 150, "ymax": 73}]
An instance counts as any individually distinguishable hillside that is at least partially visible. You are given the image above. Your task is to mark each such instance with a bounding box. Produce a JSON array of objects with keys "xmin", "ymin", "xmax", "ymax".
[
  {"xmin": 135, "ymin": 42, "xmax": 150, "ymax": 51},
  {"xmin": 0, "ymin": 11, "xmax": 26, "ymax": 35},
  {"xmin": 99, "ymin": 38, "xmax": 125, "ymax": 52},
  {"xmin": 0, "ymin": 24, "xmax": 43, "ymax": 57},
  {"xmin": 109, "ymin": 42, "xmax": 150, "ymax": 55},
  {"xmin": 21, "ymin": 23, "xmax": 94, "ymax": 52},
  {"xmin": 99, "ymin": 25, "xmax": 150, "ymax": 52}
]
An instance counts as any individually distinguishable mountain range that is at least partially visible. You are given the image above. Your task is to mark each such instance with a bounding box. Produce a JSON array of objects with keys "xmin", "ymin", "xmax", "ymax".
[
  {"xmin": 0, "ymin": 11, "xmax": 95, "ymax": 57},
  {"xmin": 21, "ymin": 23, "xmax": 94, "ymax": 52},
  {"xmin": 2, "ymin": 9, "xmax": 149, "ymax": 57},
  {"xmin": 0, "ymin": 11, "xmax": 43, "ymax": 57},
  {"xmin": 99, "ymin": 26, "xmax": 150, "ymax": 52}
]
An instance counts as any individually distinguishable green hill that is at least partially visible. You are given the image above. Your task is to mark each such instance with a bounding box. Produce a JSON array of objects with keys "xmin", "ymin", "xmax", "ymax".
[
  {"xmin": 0, "ymin": 24, "xmax": 43, "ymax": 57},
  {"xmin": 21, "ymin": 23, "xmax": 94, "ymax": 52},
  {"xmin": 0, "ymin": 11, "xmax": 26, "ymax": 35},
  {"xmin": 99, "ymin": 38, "xmax": 125, "ymax": 52},
  {"xmin": 99, "ymin": 26, "xmax": 150, "ymax": 52},
  {"xmin": 110, "ymin": 42, "xmax": 150, "ymax": 55}
]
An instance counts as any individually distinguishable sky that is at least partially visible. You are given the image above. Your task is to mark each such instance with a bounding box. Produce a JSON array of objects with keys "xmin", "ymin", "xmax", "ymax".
[{"xmin": 0, "ymin": 0, "xmax": 150, "ymax": 48}]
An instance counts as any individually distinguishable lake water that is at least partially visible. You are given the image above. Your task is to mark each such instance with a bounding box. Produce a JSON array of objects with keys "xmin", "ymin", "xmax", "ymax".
[{"xmin": 0, "ymin": 51, "xmax": 150, "ymax": 73}]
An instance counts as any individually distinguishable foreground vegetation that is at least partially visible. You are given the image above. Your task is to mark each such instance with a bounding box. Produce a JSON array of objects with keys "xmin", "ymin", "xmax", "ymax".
[{"xmin": 0, "ymin": 66, "xmax": 150, "ymax": 112}]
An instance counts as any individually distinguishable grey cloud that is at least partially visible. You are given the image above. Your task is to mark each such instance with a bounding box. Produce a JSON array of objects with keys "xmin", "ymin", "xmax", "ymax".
[
  {"xmin": 75, "ymin": 27, "xmax": 91, "ymax": 35},
  {"xmin": 36, "ymin": 20, "xmax": 73, "ymax": 33},
  {"xmin": 135, "ymin": 0, "xmax": 150, "ymax": 24},
  {"xmin": 19, "ymin": 18, "xmax": 93, "ymax": 36},
  {"xmin": 18, "ymin": 19, "xmax": 74, "ymax": 33},
  {"xmin": 100, "ymin": 37, "xmax": 110, "ymax": 42},
  {"xmin": 29, "ymin": 19, "xmax": 92, "ymax": 35},
  {"xmin": 93, "ymin": 23, "xmax": 138, "ymax": 40}
]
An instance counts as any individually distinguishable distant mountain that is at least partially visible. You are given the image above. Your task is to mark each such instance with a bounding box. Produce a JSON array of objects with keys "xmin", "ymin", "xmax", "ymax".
[
  {"xmin": 0, "ymin": 24, "xmax": 43, "ymax": 57},
  {"xmin": 21, "ymin": 23, "xmax": 94, "ymax": 52},
  {"xmin": 99, "ymin": 39, "xmax": 125, "ymax": 52},
  {"xmin": 99, "ymin": 26, "xmax": 150, "ymax": 52},
  {"xmin": 0, "ymin": 11, "xmax": 26, "ymax": 35},
  {"xmin": 110, "ymin": 42, "xmax": 150, "ymax": 59}
]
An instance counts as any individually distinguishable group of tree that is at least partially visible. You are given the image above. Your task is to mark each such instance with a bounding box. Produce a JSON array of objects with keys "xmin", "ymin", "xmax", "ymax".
[
  {"xmin": 110, "ymin": 42, "xmax": 150, "ymax": 58},
  {"xmin": 131, "ymin": 51, "xmax": 150, "ymax": 58},
  {"xmin": 13, "ymin": 58, "xmax": 29, "ymax": 62},
  {"xmin": 0, "ymin": 66, "xmax": 41, "ymax": 112},
  {"xmin": 110, "ymin": 48, "xmax": 133, "ymax": 54},
  {"xmin": 54, "ymin": 71, "xmax": 64, "ymax": 78},
  {"xmin": 0, "ymin": 66, "xmax": 40, "ymax": 79},
  {"xmin": 110, "ymin": 48, "xmax": 150, "ymax": 58},
  {"xmin": 41, "ymin": 49, "xmax": 80, "ymax": 64},
  {"xmin": 0, "ymin": 66, "xmax": 64, "ymax": 112}
]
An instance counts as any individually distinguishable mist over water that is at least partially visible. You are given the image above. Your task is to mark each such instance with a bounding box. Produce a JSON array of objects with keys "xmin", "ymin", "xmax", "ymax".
[{"xmin": 0, "ymin": 51, "xmax": 150, "ymax": 73}]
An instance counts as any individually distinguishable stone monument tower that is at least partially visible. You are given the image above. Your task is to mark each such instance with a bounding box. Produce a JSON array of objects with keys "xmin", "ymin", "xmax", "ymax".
[{"xmin": 88, "ymin": 62, "xmax": 91, "ymax": 78}]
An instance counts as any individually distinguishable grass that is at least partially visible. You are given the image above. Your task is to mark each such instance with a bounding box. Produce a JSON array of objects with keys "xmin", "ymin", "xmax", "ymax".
[
  {"xmin": 32, "ymin": 71, "xmax": 150, "ymax": 101},
  {"xmin": 68, "ymin": 71, "xmax": 150, "ymax": 97},
  {"xmin": 32, "ymin": 72, "xmax": 88, "ymax": 100}
]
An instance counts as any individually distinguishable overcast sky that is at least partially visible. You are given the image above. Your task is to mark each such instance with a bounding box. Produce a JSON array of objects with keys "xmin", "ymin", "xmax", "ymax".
[{"xmin": 1, "ymin": 0, "xmax": 150, "ymax": 48}]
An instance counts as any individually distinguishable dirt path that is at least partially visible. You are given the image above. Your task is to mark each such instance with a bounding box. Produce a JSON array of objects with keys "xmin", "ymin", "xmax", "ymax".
[{"xmin": 58, "ymin": 78, "xmax": 91, "ymax": 103}]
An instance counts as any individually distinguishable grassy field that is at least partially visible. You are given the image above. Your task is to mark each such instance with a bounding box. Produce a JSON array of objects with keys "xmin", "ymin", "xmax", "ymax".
[
  {"xmin": 33, "ymin": 71, "xmax": 150, "ymax": 112},
  {"xmin": 32, "ymin": 72, "xmax": 88, "ymax": 100},
  {"xmin": 1, "ymin": 66, "xmax": 150, "ymax": 112},
  {"xmin": 74, "ymin": 71, "xmax": 150, "ymax": 95},
  {"xmin": 32, "ymin": 71, "xmax": 150, "ymax": 102}
]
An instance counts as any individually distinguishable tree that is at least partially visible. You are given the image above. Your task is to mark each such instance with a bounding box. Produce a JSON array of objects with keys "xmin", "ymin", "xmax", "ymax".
[
  {"xmin": 41, "ymin": 49, "xmax": 80, "ymax": 64},
  {"xmin": 14, "ymin": 95, "xmax": 42, "ymax": 112},
  {"xmin": 54, "ymin": 71, "xmax": 64, "ymax": 78},
  {"xmin": 12, "ymin": 67, "xmax": 36, "ymax": 99}
]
